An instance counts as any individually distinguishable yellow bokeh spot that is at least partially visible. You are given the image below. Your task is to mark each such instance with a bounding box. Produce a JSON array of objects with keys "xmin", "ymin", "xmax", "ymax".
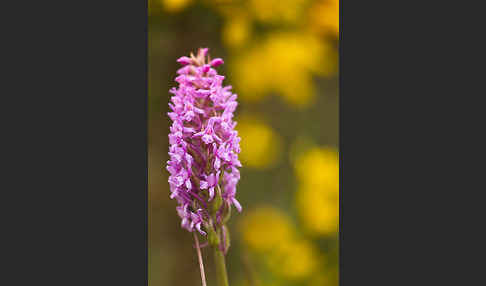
[
  {"xmin": 241, "ymin": 206, "xmax": 322, "ymax": 280},
  {"xmin": 240, "ymin": 206, "xmax": 295, "ymax": 251},
  {"xmin": 249, "ymin": 0, "xmax": 309, "ymax": 23},
  {"xmin": 223, "ymin": 15, "xmax": 250, "ymax": 47},
  {"xmin": 294, "ymin": 147, "xmax": 339, "ymax": 235},
  {"xmin": 161, "ymin": 0, "xmax": 192, "ymax": 12},
  {"xmin": 309, "ymin": 0, "xmax": 339, "ymax": 36},
  {"xmin": 267, "ymin": 239, "xmax": 319, "ymax": 279},
  {"xmin": 237, "ymin": 115, "xmax": 281, "ymax": 168},
  {"xmin": 297, "ymin": 185, "xmax": 338, "ymax": 234},
  {"xmin": 234, "ymin": 32, "xmax": 333, "ymax": 107},
  {"xmin": 295, "ymin": 147, "xmax": 339, "ymax": 187}
]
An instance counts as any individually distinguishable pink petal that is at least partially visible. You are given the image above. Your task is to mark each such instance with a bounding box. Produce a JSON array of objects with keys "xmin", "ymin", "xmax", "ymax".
[
  {"xmin": 210, "ymin": 58, "xmax": 224, "ymax": 67},
  {"xmin": 177, "ymin": 56, "xmax": 192, "ymax": 65},
  {"xmin": 232, "ymin": 198, "xmax": 242, "ymax": 212}
]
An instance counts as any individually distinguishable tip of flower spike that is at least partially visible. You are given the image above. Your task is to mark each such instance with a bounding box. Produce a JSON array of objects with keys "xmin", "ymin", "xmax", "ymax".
[
  {"xmin": 210, "ymin": 58, "xmax": 224, "ymax": 67},
  {"xmin": 199, "ymin": 48, "xmax": 209, "ymax": 58},
  {"xmin": 177, "ymin": 56, "xmax": 192, "ymax": 65}
]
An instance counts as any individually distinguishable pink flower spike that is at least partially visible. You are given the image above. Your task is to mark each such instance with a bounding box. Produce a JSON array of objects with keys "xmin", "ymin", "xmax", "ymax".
[{"xmin": 167, "ymin": 48, "xmax": 241, "ymax": 242}]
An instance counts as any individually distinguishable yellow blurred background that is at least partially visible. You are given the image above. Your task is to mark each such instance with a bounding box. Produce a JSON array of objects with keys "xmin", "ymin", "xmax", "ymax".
[{"xmin": 149, "ymin": 0, "xmax": 339, "ymax": 285}]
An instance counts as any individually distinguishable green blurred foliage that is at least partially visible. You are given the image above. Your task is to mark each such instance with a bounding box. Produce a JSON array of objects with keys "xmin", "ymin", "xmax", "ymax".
[{"xmin": 149, "ymin": 1, "xmax": 339, "ymax": 285}]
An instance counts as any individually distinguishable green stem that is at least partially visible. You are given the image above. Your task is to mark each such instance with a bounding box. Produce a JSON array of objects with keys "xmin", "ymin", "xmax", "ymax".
[{"xmin": 213, "ymin": 245, "xmax": 229, "ymax": 286}]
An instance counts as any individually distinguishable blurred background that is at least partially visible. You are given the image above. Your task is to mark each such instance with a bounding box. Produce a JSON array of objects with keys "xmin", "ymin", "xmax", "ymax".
[{"xmin": 148, "ymin": 0, "xmax": 339, "ymax": 285}]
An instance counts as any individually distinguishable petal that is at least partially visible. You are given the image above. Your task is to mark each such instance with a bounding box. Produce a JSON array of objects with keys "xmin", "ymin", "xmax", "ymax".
[
  {"xmin": 214, "ymin": 157, "xmax": 221, "ymax": 170},
  {"xmin": 207, "ymin": 173, "xmax": 216, "ymax": 185},
  {"xmin": 177, "ymin": 56, "xmax": 192, "ymax": 65},
  {"xmin": 200, "ymin": 180, "xmax": 208, "ymax": 189},
  {"xmin": 202, "ymin": 134, "xmax": 213, "ymax": 144},
  {"xmin": 196, "ymin": 223, "xmax": 206, "ymax": 236},
  {"xmin": 232, "ymin": 198, "xmax": 242, "ymax": 212},
  {"xmin": 210, "ymin": 58, "xmax": 224, "ymax": 67},
  {"xmin": 199, "ymin": 48, "xmax": 208, "ymax": 57},
  {"xmin": 208, "ymin": 187, "xmax": 215, "ymax": 201}
]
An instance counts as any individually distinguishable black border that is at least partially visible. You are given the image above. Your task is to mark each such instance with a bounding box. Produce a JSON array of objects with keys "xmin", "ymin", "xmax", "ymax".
[{"xmin": 3, "ymin": 1, "xmax": 149, "ymax": 285}]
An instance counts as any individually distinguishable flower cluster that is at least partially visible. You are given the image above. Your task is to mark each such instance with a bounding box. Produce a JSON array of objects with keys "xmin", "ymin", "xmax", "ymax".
[{"xmin": 167, "ymin": 48, "xmax": 242, "ymax": 236}]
